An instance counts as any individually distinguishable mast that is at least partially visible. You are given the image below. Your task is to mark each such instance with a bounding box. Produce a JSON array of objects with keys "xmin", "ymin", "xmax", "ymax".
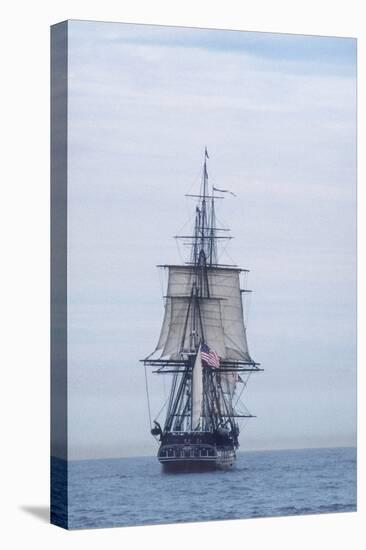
[
  {"xmin": 196, "ymin": 147, "xmax": 218, "ymax": 270},
  {"xmin": 209, "ymin": 192, "xmax": 216, "ymax": 266}
]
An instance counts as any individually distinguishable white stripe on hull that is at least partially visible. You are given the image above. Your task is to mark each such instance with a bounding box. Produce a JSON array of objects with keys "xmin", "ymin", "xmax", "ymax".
[{"xmin": 158, "ymin": 444, "xmax": 236, "ymax": 470}]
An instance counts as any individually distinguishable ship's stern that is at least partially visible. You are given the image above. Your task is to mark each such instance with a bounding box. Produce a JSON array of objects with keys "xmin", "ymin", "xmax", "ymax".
[{"xmin": 157, "ymin": 432, "xmax": 236, "ymax": 472}]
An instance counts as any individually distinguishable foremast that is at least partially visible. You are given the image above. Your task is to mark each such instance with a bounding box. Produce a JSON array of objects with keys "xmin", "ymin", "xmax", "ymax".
[{"xmin": 143, "ymin": 149, "xmax": 261, "ymax": 443}]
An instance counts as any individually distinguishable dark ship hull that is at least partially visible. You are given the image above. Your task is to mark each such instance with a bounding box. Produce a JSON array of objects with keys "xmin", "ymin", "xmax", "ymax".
[{"xmin": 157, "ymin": 432, "xmax": 237, "ymax": 472}]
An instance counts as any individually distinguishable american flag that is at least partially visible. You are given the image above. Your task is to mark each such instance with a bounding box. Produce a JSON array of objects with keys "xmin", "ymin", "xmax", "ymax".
[{"xmin": 201, "ymin": 343, "xmax": 220, "ymax": 368}]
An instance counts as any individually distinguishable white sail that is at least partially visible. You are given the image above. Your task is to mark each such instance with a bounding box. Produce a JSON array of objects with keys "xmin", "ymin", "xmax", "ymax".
[
  {"xmin": 160, "ymin": 297, "xmax": 191, "ymax": 359},
  {"xmin": 154, "ymin": 265, "xmax": 252, "ymax": 362},
  {"xmin": 191, "ymin": 346, "xmax": 203, "ymax": 430},
  {"xmin": 167, "ymin": 266, "xmax": 194, "ymax": 297},
  {"xmin": 207, "ymin": 267, "xmax": 251, "ymax": 361},
  {"xmin": 155, "ymin": 267, "xmax": 193, "ymax": 358},
  {"xmin": 200, "ymin": 298, "xmax": 226, "ymax": 357}
]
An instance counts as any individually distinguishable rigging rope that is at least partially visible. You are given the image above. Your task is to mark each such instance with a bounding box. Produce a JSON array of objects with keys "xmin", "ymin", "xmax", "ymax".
[
  {"xmin": 155, "ymin": 394, "xmax": 170, "ymax": 421},
  {"xmin": 233, "ymin": 371, "xmax": 252, "ymax": 409},
  {"xmin": 144, "ymin": 365, "xmax": 153, "ymax": 430},
  {"xmin": 175, "ymin": 237, "xmax": 185, "ymax": 264}
]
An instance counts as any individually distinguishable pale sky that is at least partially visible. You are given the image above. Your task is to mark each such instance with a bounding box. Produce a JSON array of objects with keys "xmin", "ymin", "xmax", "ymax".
[{"xmin": 66, "ymin": 20, "xmax": 356, "ymax": 459}]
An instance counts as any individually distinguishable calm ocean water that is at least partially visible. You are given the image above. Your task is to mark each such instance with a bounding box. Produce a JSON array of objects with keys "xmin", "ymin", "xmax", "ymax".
[{"xmin": 55, "ymin": 447, "xmax": 356, "ymax": 529}]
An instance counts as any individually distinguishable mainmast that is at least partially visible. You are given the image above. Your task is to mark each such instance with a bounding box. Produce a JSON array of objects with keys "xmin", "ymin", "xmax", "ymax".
[
  {"xmin": 193, "ymin": 147, "xmax": 222, "ymax": 269},
  {"xmin": 199, "ymin": 147, "xmax": 209, "ymax": 261},
  {"xmin": 186, "ymin": 148, "xmax": 232, "ymax": 299}
]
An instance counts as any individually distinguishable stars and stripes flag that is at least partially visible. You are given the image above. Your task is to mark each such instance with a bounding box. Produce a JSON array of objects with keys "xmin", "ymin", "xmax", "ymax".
[{"xmin": 201, "ymin": 343, "xmax": 220, "ymax": 368}]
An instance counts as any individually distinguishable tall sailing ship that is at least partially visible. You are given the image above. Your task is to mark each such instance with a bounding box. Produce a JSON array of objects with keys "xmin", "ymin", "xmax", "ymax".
[{"xmin": 142, "ymin": 149, "xmax": 262, "ymax": 471}]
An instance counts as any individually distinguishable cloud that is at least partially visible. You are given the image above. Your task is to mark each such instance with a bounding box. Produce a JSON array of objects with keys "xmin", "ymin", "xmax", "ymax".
[{"xmin": 69, "ymin": 20, "xmax": 356, "ymax": 75}]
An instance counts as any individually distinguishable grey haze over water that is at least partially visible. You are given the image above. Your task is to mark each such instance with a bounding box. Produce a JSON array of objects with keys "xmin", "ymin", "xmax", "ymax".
[{"xmin": 65, "ymin": 21, "xmax": 356, "ymax": 459}]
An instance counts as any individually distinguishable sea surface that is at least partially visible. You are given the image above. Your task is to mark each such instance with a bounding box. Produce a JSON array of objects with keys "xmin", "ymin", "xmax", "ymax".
[{"xmin": 57, "ymin": 447, "xmax": 356, "ymax": 529}]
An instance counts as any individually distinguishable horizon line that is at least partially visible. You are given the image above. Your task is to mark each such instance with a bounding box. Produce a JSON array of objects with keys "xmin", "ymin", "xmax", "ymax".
[{"xmin": 53, "ymin": 444, "xmax": 357, "ymax": 462}]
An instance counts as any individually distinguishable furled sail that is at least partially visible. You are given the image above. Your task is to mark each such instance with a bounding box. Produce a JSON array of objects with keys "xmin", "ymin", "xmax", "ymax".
[
  {"xmin": 191, "ymin": 347, "xmax": 203, "ymax": 430},
  {"xmin": 153, "ymin": 265, "xmax": 252, "ymax": 362}
]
